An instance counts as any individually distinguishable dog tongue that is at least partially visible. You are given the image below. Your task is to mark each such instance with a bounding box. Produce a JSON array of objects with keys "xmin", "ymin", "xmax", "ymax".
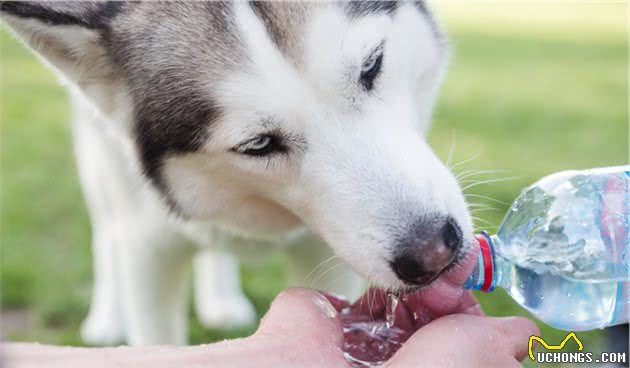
[
  {"xmin": 402, "ymin": 239, "xmax": 480, "ymax": 319},
  {"xmin": 340, "ymin": 240, "xmax": 480, "ymax": 366},
  {"xmin": 349, "ymin": 239, "xmax": 480, "ymax": 318}
]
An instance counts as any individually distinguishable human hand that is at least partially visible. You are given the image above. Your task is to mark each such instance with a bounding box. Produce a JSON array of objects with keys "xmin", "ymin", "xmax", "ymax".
[
  {"xmin": 317, "ymin": 287, "xmax": 537, "ymax": 368},
  {"xmin": 240, "ymin": 280, "xmax": 539, "ymax": 368},
  {"xmin": 1, "ymin": 287, "xmax": 537, "ymax": 368},
  {"xmin": 388, "ymin": 312, "xmax": 538, "ymax": 368}
]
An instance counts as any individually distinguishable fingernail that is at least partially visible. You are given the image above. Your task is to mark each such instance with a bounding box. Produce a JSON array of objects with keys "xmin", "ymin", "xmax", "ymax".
[
  {"xmin": 497, "ymin": 316, "xmax": 519, "ymax": 322},
  {"xmin": 321, "ymin": 292, "xmax": 350, "ymax": 311},
  {"xmin": 313, "ymin": 292, "xmax": 338, "ymax": 318},
  {"xmin": 462, "ymin": 304, "xmax": 484, "ymax": 316}
]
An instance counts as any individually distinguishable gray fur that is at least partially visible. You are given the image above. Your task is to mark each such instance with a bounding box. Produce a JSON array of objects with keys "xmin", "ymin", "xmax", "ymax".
[
  {"xmin": 107, "ymin": 2, "xmax": 248, "ymax": 197},
  {"xmin": 343, "ymin": 1, "xmax": 400, "ymax": 18},
  {"xmin": 1, "ymin": 0, "xmax": 443, "ymax": 212},
  {"xmin": 249, "ymin": 1, "xmax": 310, "ymax": 68},
  {"xmin": 0, "ymin": 1, "xmax": 121, "ymax": 29}
]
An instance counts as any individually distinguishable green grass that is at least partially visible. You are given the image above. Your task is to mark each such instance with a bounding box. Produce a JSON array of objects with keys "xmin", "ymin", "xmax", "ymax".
[{"xmin": 1, "ymin": 2, "xmax": 627, "ymax": 366}]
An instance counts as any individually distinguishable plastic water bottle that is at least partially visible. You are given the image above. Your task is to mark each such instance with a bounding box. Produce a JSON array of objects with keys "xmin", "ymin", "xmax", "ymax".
[{"xmin": 464, "ymin": 166, "xmax": 630, "ymax": 331}]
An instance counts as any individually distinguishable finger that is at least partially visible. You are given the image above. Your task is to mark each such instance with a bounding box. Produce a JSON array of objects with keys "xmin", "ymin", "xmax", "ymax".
[
  {"xmin": 387, "ymin": 314, "xmax": 490, "ymax": 367},
  {"xmin": 256, "ymin": 287, "xmax": 344, "ymax": 348},
  {"xmin": 488, "ymin": 316, "xmax": 540, "ymax": 361},
  {"xmin": 389, "ymin": 314, "xmax": 531, "ymax": 367},
  {"xmin": 453, "ymin": 291, "xmax": 484, "ymax": 316}
]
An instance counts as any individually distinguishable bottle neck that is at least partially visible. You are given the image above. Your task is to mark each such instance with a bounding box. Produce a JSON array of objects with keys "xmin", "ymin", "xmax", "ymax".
[{"xmin": 464, "ymin": 232, "xmax": 511, "ymax": 292}]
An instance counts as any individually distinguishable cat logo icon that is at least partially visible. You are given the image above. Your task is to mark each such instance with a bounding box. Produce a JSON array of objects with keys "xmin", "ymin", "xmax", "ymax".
[{"xmin": 529, "ymin": 332, "xmax": 583, "ymax": 362}]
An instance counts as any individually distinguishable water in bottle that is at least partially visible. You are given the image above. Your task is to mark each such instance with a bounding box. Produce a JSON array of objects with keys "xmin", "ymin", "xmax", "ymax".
[{"xmin": 465, "ymin": 166, "xmax": 630, "ymax": 331}]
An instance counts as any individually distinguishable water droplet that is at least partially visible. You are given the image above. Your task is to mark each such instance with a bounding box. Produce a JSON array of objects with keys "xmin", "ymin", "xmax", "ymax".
[{"xmin": 385, "ymin": 292, "xmax": 399, "ymax": 328}]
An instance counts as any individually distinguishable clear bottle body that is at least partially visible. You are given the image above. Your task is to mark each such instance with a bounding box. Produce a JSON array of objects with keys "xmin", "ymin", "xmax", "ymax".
[{"xmin": 465, "ymin": 166, "xmax": 630, "ymax": 331}]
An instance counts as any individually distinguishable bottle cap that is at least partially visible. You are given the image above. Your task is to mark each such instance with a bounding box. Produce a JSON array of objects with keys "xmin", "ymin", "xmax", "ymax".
[{"xmin": 477, "ymin": 231, "xmax": 495, "ymax": 292}]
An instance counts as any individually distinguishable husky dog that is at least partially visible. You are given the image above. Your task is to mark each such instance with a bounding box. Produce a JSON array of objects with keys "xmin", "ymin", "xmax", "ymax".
[{"xmin": 1, "ymin": 1, "xmax": 473, "ymax": 346}]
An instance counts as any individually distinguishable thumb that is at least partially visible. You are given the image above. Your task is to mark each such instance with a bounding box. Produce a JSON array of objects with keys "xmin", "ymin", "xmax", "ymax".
[
  {"xmin": 489, "ymin": 316, "xmax": 540, "ymax": 361},
  {"xmin": 255, "ymin": 287, "xmax": 344, "ymax": 348}
]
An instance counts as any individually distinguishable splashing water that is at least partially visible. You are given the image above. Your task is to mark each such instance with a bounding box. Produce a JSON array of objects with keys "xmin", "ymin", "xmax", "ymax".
[
  {"xmin": 342, "ymin": 292, "xmax": 406, "ymax": 367},
  {"xmin": 385, "ymin": 293, "xmax": 399, "ymax": 328}
]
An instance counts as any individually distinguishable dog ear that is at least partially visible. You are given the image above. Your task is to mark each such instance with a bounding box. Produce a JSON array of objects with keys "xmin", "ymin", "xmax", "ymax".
[{"xmin": 0, "ymin": 1, "xmax": 122, "ymax": 81}]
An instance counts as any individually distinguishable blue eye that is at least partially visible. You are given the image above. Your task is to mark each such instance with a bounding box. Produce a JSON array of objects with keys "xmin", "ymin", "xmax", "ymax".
[
  {"xmin": 236, "ymin": 134, "xmax": 284, "ymax": 157},
  {"xmin": 360, "ymin": 52, "xmax": 383, "ymax": 91},
  {"xmin": 247, "ymin": 135, "xmax": 272, "ymax": 151}
]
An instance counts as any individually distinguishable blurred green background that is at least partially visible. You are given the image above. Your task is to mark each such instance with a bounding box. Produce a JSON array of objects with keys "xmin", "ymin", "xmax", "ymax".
[{"xmin": 1, "ymin": 2, "xmax": 627, "ymax": 367}]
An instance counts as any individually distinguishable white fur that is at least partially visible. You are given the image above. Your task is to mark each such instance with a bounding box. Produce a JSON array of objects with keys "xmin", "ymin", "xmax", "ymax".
[{"xmin": 3, "ymin": 2, "xmax": 470, "ymax": 346}]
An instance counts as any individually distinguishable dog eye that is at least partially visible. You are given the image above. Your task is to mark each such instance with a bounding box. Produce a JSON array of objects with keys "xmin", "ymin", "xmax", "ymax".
[
  {"xmin": 235, "ymin": 134, "xmax": 284, "ymax": 157},
  {"xmin": 360, "ymin": 52, "xmax": 383, "ymax": 91}
]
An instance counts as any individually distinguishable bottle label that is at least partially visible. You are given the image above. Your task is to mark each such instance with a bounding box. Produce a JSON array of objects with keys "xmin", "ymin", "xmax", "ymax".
[
  {"xmin": 599, "ymin": 171, "xmax": 630, "ymax": 272},
  {"xmin": 600, "ymin": 171, "xmax": 629, "ymax": 326}
]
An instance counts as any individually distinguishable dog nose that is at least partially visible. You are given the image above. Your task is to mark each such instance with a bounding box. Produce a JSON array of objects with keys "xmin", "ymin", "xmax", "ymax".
[{"xmin": 391, "ymin": 217, "xmax": 463, "ymax": 285}]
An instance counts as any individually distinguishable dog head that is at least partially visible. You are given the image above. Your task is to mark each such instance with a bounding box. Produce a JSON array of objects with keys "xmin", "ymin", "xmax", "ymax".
[{"xmin": 2, "ymin": 1, "xmax": 473, "ymax": 291}]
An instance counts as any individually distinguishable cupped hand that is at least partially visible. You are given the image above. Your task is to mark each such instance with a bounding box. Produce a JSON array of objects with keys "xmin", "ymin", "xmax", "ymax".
[{"xmin": 256, "ymin": 286, "xmax": 538, "ymax": 368}]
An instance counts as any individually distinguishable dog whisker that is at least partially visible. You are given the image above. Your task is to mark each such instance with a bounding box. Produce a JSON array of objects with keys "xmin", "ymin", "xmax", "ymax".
[
  {"xmin": 467, "ymin": 203, "xmax": 494, "ymax": 208},
  {"xmin": 459, "ymin": 175, "xmax": 515, "ymax": 185},
  {"xmin": 455, "ymin": 168, "xmax": 500, "ymax": 177},
  {"xmin": 456, "ymin": 169, "xmax": 506, "ymax": 182},
  {"xmin": 461, "ymin": 176, "xmax": 518, "ymax": 191},
  {"xmin": 368, "ymin": 286, "xmax": 374, "ymax": 321},
  {"xmin": 310, "ymin": 261, "xmax": 344, "ymax": 288},
  {"xmin": 446, "ymin": 129, "xmax": 457, "ymax": 169},
  {"xmin": 470, "ymin": 207, "xmax": 497, "ymax": 213},
  {"xmin": 303, "ymin": 255, "xmax": 339, "ymax": 284},
  {"xmin": 471, "ymin": 216, "xmax": 495, "ymax": 228},
  {"xmin": 464, "ymin": 193, "xmax": 508, "ymax": 205},
  {"xmin": 449, "ymin": 153, "xmax": 481, "ymax": 171}
]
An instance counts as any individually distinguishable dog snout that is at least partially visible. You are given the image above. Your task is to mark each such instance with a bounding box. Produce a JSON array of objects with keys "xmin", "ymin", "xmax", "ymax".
[{"xmin": 391, "ymin": 216, "xmax": 463, "ymax": 286}]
